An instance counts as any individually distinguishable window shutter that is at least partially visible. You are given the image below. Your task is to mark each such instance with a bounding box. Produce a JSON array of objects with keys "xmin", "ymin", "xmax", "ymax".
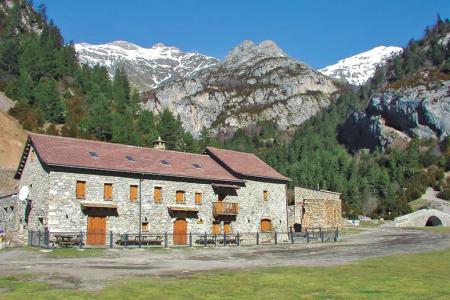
[
  {"xmin": 130, "ymin": 185, "xmax": 138, "ymax": 201},
  {"xmin": 104, "ymin": 183, "xmax": 112, "ymax": 200},
  {"xmin": 263, "ymin": 190, "xmax": 268, "ymax": 201},
  {"xmin": 224, "ymin": 222, "xmax": 231, "ymax": 234},
  {"xmin": 154, "ymin": 187, "xmax": 162, "ymax": 203},
  {"xmin": 176, "ymin": 191, "xmax": 185, "ymax": 203},
  {"xmin": 195, "ymin": 193, "xmax": 202, "ymax": 204},
  {"xmin": 212, "ymin": 222, "xmax": 220, "ymax": 235},
  {"xmin": 76, "ymin": 181, "xmax": 86, "ymax": 199}
]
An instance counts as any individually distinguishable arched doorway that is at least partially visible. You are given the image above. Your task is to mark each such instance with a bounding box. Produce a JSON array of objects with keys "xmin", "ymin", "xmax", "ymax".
[
  {"xmin": 173, "ymin": 218, "xmax": 187, "ymax": 245},
  {"xmin": 425, "ymin": 216, "xmax": 442, "ymax": 227}
]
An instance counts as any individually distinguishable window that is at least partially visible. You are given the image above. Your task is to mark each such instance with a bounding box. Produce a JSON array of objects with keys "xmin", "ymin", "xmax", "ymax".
[
  {"xmin": 263, "ymin": 190, "xmax": 268, "ymax": 201},
  {"xmin": 130, "ymin": 185, "xmax": 138, "ymax": 201},
  {"xmin": 160, "ymin": 160, "xmax": 170, "ymax": 166},
  {"xmin": 195, "ymin": 192, "xmax": 202, "ymax": 204},
  {"xmin": 141, "ymin": 222, "xmax": 149, "ymax": 232},
  {"xmin": 38, "ymin": 217, "xmax": 44, "ymax": 226},
  {"xmin": 126, "ymin": 155, "xmax": 135, "ymax": 162},
  {"xmin": 212, "ymin": 221, "xmax": 221, "ymax": 235},
  {"xmin": 76, "ymin": 181, "xmax": 86, "ymax": 199},
  {"xmin": 10, "ymin": 206, "xmax": 14, "ymax": 212},
  {"xmin": 104, "ymin": 183, "xmax": 113, "ymax": 200},
  {"xmin": 193, "ymin": 163, "xmax": 202, "ymax": 168},
  {"xmin": 88, "ymin": 151, "xmax": 98, "ymax": 158},
  {"xmin": 176, "ymin": 190, "xmax": 185, "ymax": 204},
  {"xmin": 3, "ymin": 207, "xmax": 7, "ymax": 213},
  {"xmin": 224, "ymin": 222, "xmax": 231, "ymax": 234},
  {"xmin": 261, "ymin": 219, "xmax": 272, "ymax": 232},
  {"xmin": 154, "ymin": 187, "xmax": 162, "ymax": 203}
]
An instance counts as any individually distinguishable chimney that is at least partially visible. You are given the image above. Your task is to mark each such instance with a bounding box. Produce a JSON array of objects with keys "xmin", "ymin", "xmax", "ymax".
[{"xmin": 153, "ymin": 136, "xmax": 166, "ymax": 150}]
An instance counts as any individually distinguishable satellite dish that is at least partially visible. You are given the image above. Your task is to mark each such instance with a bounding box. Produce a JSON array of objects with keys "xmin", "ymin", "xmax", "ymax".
[{"xmin": 18, "ymin": 186, "xmax": 29, "ymax": 201}]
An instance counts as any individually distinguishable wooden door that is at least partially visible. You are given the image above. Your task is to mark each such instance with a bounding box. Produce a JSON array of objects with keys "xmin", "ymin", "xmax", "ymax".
[
  {"xmin": 87, "ymin": 216, "xmax": 106, "ymax": 245},
  {"xmin": 173, "ymin": 218, "xmax": 187, "ymax": 245},
  {"xmin": 261, "ymin": 219, "xmax": 271, "ymax": 232},
  {"xmin": 224, "ymin": 222, "xmax": 231, "ymax": 234}
]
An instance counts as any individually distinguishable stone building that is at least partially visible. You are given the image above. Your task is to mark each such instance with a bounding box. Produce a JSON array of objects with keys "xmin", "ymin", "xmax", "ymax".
[
  {"xmin": 9, "ymin": 133, "xmax": 290, "ymax": 245},
  {"xmin": 288, "ymin": 187, "xmax": 342, "ymax": 232}
]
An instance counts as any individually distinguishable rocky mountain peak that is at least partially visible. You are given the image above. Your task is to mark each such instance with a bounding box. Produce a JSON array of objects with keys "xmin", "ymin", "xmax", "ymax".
[{"xmin": 224, "ymin": 40, "xmax": 287, "ymax": 68}]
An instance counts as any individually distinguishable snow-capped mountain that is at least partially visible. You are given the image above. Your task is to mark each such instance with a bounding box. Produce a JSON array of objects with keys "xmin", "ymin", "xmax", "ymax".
[
  {"xmin": 75, "ymin": 41, "xmax": 219, "ymax": 91},
  {"xmin": 319, "ymin": 46, "xmax": 403, "ymax": 85}
]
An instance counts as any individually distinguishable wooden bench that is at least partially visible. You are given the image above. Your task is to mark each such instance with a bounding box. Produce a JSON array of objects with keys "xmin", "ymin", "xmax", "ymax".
[{"xmin": 116, "ymin": 235, "xmax": 163, "ymax": 246}]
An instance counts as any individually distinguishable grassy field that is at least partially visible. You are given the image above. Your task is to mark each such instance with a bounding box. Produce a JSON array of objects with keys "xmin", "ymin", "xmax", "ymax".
[{"xmin": 1, "ymin": 249, "xmax": 449, "ymax": 299}]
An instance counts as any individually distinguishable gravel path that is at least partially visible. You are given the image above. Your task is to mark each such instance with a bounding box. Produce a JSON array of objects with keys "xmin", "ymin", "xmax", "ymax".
[
  {"xmin": 0, "ymin": 227, "xmax": 449, "ymax": 291},
  {"xmin": 422, "ymin": 187, "xmax": 450, "ymax": 214}
]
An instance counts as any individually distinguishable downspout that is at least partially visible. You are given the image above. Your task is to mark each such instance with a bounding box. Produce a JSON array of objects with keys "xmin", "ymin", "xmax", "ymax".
[
  {"xmin": 285, "ymin": 184, "xmax": 289, "ymax": 232},
  {"xmin": 139, "ymin": 174, "xmax": 143, "ymax": 248}
]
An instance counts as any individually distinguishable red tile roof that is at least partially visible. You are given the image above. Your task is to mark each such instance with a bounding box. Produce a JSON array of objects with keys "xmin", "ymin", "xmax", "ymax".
[
  {"xmin": 205, "ymin": 147, "xmax": 290, "ymax": 182},
  {"xmin": 25, "ymin": 134, "xmax": 242, "ymax": 183}
]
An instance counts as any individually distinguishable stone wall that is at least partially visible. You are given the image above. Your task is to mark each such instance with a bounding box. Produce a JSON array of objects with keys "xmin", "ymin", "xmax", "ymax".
[
  {"xmin": 288, "ymin": 187, "xmax": 342, "ymax": 230},
  {"xmin": 44, "ymin": 167, "xmax": 287, "ymax": 244},
  {"xmin": 17, "ymin": 146, "xmax": 50, "ymax": 232}
]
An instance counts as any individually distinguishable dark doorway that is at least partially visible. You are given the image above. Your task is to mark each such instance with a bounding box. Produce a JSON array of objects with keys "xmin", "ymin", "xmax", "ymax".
[
  {"xmin": 293, "ymin": 223, "xmax": 302, "ymax": 232},
  {"xmin": 425, "ymin": 216, "xmax": 442, "ymax": 227}
]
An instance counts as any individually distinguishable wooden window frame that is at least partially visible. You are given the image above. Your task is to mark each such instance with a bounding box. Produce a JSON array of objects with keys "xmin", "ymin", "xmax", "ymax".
[
  {"xmin": 195, "ymin": 192, "xmax": 202, "ymax": 204},
  {"xmin": 153, "ymin": 186, "xmax": 162, "ymax": 203},
  {"xmin": 130, "ymin": 185, "xmax": 138, "ymax": 202},
  {"xmin": 76, "ymin": 180, "xmax": 86, "ymax": 199},
  {"xmin": 141, "ymin": 222, "xmax": 149, "ymax": 232},
  {"xmin": 176, "ymin": 190, "xmax": 185, "ymax": 204},
  {"xmin": 104, "ymin": 183, "xmax": 113, "ymax": 201}
]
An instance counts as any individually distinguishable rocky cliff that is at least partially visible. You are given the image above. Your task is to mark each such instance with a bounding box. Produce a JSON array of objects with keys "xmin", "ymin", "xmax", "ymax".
[
  {"xmin": 142, "ymin": 40, "xmax": 339, "ymax": 137},
  {"xmin": 340, "ymin": 80, "xmax": 450, "ymax": 151}
]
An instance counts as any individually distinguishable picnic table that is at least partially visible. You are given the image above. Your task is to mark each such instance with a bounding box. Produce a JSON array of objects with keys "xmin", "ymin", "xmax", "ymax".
[
  {"xmin": 195, "ymin": 235, "xmax": 243, "ymax": 245},
  {"xmin": 116, "ymin": 234, "xmax": 163, "ymax": 246},
  {"xmin": 52, "ymin": 234, "xmax": 82, "ymax": 247}
]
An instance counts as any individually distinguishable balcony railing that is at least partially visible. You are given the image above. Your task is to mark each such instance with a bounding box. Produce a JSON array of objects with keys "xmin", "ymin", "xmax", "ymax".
[{"xmin": 212, "ymin": 202, "xmax": 239, "ymax": 216}]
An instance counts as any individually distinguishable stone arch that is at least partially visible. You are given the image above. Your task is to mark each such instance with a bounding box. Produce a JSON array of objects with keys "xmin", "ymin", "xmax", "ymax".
[{"xmin": 425, "ymin": 216, "xmax": 442, "ymax": 227}]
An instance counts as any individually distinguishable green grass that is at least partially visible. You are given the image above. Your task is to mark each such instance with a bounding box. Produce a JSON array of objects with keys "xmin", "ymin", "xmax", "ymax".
[
  {"xmin": 411, "ymin": 226, "xmax": 450, "ymax": 233},
  {"xmin": 1, "ymin": 249, "xmax": 450, "ymax": 299},
  {"xmin": 46, "ymin": 248, "xmax": 106, "ymax": 258}
]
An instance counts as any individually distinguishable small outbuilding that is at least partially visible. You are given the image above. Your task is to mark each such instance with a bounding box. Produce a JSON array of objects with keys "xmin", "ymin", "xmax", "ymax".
[{"xmin": 288, "ymin": 187, "xmax": 342, "ymax": 232}]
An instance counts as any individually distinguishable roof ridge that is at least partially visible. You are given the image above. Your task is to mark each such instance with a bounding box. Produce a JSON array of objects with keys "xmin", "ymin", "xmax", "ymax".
[
  {"xmin": 206, "ymin": 146, "xmax": 258, "ymax": 156},
  {"xmin": 29, "ymin": 133, "xmax": 211, "ymax": 158}
]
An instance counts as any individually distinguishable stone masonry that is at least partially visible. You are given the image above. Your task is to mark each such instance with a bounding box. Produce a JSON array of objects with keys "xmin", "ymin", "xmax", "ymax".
[
  {"xmin": 288, "ymin": 187, "xmax": 342, "ymax": 231},
  {"xmin": 16, "ymin": 145, "xmax": 288, "ymax": 245}
]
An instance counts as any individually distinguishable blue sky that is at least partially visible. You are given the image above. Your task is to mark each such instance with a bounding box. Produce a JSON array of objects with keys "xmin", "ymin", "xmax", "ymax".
[{"xmin": 37, "ymin": 0, "xmax": 450, "ymax": 69}]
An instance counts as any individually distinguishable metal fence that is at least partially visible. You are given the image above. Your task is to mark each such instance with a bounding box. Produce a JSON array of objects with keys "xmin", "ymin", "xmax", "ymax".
[{"xmin": 28, "ymin": 227, "xmax": 339, "ymax": 249}]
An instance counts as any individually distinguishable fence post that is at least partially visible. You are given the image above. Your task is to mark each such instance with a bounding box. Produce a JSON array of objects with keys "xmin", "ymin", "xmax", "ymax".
[
  {"xmin": 204, "ymin": 232, "xmax": 207, "ymax": 247},
  {"xmin": 306, "ymin": 231, "xmax": 310, "ymax": 243},
  {"xmin": 274, "ymin": 231, "xmax": 277, "ymax": 245},
  {"xmin": 319, "ymin": 227, "xmax": 322, "ymax": 240},
  {"xmin": 223, "ymin": 232, "xmax": 226, "ymax": 246},
  {"xmin": 28, "ymin": 230, "xmax": 31, "ymax": 246},
  {"xmin": 189, "ymin": 232, "xmax": 192, "ymax": 247},
  {"xmin": 38, "ymin": 230, "xmax": 41, "ymax": 247},
  {"xmin": 237, "ymin": 232, "xmax": 240, "ymax": 246},
  {"xmin": 164, "ymin": 232, "xmax": 168, "ymax": 248},
  {"xmin": 124, "ymin": 233, "xmax": 128, "ymax": 249},
  {"xmin": 80, "ymin": 231, "xmax": 83, "ymax": 248},
  {"xmin": 256, "ymin": 232, "xmax": 259, "ymax": 245},
  {"xmin": 321, "ymin": 230, "xmax": 324, "ymax": 242},
  {"xmin": 110, "ymin": 231, "xmax": 113, "ymax": 249}
]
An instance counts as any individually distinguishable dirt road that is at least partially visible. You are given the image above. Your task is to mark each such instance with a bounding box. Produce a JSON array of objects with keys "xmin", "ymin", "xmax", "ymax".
[{"xmin": 1, "ymin": 227, "xmax": 449, "ymax": 290}]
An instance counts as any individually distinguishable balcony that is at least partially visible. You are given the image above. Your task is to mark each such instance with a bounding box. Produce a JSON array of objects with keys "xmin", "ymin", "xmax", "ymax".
[{"xmin": 212, "ymin": 202, "xmax": 239, "ymax": 216}]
